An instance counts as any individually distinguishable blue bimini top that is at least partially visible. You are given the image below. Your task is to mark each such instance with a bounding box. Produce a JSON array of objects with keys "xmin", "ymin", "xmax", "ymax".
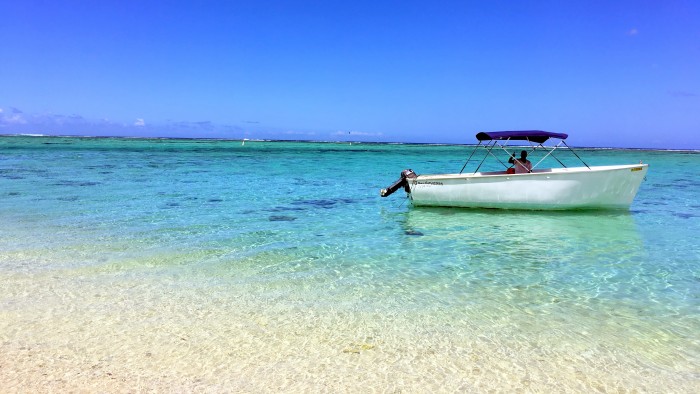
[{"xmin": 475, "ymin": 130, "xmax": 569, "ymax": 144}]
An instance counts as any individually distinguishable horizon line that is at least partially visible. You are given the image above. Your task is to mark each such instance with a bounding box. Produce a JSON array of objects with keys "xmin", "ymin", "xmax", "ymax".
[{"xmin": 2, "ymin": 133, "xmax": 699, "ymax": 152}]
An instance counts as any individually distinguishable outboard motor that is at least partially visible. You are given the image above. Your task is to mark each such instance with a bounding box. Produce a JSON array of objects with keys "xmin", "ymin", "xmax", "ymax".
[{"xmin": 380, "ymin": 169, "xmax": 417, "ymax": 197}]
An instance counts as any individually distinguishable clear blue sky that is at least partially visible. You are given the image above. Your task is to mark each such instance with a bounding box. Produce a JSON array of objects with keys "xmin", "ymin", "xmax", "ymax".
[{"xmin": 1, "ymin": 0, "xmax": 699, "ymax": 148}]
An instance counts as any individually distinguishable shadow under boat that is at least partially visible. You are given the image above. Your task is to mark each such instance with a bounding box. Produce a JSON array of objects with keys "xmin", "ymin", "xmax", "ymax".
[{"xmin": 398, "ymin": 206, "xmax": 644, "ymax": 262}]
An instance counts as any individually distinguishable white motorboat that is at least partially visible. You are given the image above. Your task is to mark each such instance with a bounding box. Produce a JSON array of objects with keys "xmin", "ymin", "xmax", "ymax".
[{"xmin": 380, "ymin": 131, "xmax": 648, "ymax": 210}]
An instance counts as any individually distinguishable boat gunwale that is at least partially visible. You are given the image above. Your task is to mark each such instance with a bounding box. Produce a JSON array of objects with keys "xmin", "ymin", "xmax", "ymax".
[{"xmin": 413, "ymin": 163, "xmax": 648, "ymax": 181}]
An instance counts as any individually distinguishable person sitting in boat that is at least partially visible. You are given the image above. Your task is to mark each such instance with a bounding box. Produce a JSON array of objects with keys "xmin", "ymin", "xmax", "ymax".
[{"xmin": 508, "ymin": 150, "xmax": 532, "ymax": 173}]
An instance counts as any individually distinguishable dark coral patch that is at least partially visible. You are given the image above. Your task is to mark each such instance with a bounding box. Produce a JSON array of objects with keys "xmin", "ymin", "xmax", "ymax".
[{"xmin": 269, "ymin": 215, "xmax": 297, "ymax": 222}]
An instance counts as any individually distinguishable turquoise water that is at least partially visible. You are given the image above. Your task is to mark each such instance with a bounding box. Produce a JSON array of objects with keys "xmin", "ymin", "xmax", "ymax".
[{"xmin": 1, "ymin": 136, "xmax": 698, "ymax": 392}]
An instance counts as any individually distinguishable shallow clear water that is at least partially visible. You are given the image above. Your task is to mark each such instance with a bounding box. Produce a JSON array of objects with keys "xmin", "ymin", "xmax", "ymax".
[{"xmin": 1, "ymin": 136, "xmax": 698, "ymax": 392}]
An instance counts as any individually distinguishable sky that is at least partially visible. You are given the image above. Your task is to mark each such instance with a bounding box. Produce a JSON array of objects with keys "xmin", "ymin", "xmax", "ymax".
[{"xmin": 1, "ymin": 0, "xmax": 699, "ymax": 148}]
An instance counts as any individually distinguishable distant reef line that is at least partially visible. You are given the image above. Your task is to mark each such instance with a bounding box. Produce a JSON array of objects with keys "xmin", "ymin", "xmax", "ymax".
[{"xmin": 1, "ymin": 133, "xmax": 698, "ymax": 152}]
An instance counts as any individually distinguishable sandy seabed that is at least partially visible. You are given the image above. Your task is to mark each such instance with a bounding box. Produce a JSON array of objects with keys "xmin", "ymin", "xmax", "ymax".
[
  {"xmin": 2, "ymin": 275, "xmax": 697, "ymax": 394},
  {"xmin": 3, "ymin": 325, "xmax": 695, "ymax": 393}
]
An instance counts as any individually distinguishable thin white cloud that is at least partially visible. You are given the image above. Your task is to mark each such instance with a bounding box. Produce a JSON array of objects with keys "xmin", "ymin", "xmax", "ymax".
[
  {"xmin": 0, "ymin": 107, "xmax": 340, "ymax": 141},
  {"xmin": 283, "ymin": 130, "xmax": 317, "ymax": 136},
  {"xmin": 11, "ymin": 115, "xmax": 28, "ymax": 124},
  {"xmin": 333, "ymin": 130, "xmax": 383, "ymax": 137},
  {"xmin": 0, "ymin": 112, "xmax": 27, "ymax": 125},
  {"xmin": 627, "ymin": 28, "xmax": 638, "ymax": 36},
  {"xmin": 668, "ymin": 90, "xmax": 698, "ymax": 98}
]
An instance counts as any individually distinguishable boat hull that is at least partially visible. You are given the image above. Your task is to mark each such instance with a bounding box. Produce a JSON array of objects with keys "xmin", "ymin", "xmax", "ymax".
[{"xmin": 407, "ymin": 164, "xmax": 648, "ymax": 210}]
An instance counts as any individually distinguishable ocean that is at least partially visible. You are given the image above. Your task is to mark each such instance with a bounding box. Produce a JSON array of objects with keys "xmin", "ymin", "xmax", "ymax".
[{"xmin": 1, "ymin": 135, "xmax": 698, "ymax": 392}]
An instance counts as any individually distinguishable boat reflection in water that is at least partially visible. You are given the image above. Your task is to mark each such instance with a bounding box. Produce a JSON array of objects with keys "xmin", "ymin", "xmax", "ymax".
[
  {"xmin": 393, "ymin": 206, "xmax": 646, "ymax": 303},
  {"xmin": 399, "ymin": 206, "xmax": 642, "ymax": 259}
]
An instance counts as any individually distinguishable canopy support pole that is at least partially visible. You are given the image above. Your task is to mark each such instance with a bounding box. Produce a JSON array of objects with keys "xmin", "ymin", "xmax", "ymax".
[
  {"xmin": 486, "ymin": 141, "xmax": 511, "ymax": 170},
  {"xmin": 459, "ymin": 141, "xmax": 482, "ymax": 174},
  {"xmin": 477, "ymin": 139, "xmax": 514, "ymax": 173},
  {"xmin": 474, "ymin": 140, "xmax": 498, "ymax": 174},
  {"xmin": 562, "ymin": 141, "xmax": 590, "ymax": 169},
  {"xmin": 532, "ymin": 140, "xmax": 566, "ymax": 169}
]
